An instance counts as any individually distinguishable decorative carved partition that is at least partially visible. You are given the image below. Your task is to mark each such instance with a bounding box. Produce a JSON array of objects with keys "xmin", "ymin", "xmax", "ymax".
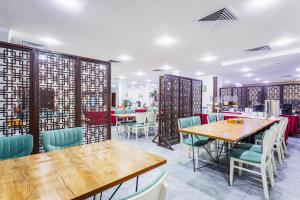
[
  {"xmin": 0, "ymin": 41, "xmax": 111, "ymax": 153},
  {"xmin": 156, "ymin": 74, "xmax": 202, "ymax": 150},
  {"xmin": 220, "ymin": 83, "xmax": 300, "ymax": 112}
]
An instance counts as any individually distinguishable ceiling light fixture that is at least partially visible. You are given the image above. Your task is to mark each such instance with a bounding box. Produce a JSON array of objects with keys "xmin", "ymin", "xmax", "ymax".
[
  {"xmin": 159, "ymin": 65, "xmax": 173, "ymax": 70},
  {"xmin": 296, "ymin": 68, "xmax": 300, "ymax": 72},
  {"xmin": 53, "ymin": 0, "xmax": 83, "ymax": 11},
  {"xmin": 239, "ymin": 67, "xmax": 252, "ymax": 72},
  {"xmin": 246, "ymin": 0, "xmax": 279, "ymax": 11},
  {"xmin": 135, "ymin": 71, "xmax": 146, "ymax": 76},
  {"xmin": 117, "ymin": 55, "xmax": 132, "ymax": 62},
  {"xmin": 235, "ymin": 83, "xmax": 242, "ymax": 87},
  {"xmin": 222, "ymin": 47, "xmax": 300, "ymax": 66},
  {"xmin": 254, "ymin": 77, "xmax": 261, "ymax": 81},
  {"xmin": 243, "ymin": 73, "xmax": 254, "ymax": 77},
  {"xmin": 155, "ymin": 35, "xmax": 177, "ymax": 46},
  {"xmin": 195, "ymin": 71, "xmax": 204, "ymax": 76},
  {"xmin": 146, "ymin": 79, "xmax": 152, "ymax": 83},
  {"xmin": 271, "ymin": 37, "xmax": 297, "ymax": 47},
  {"xmin": 264, "ymin": 81, "xmax": 270, "ymax": 84},
  {"xmin": 131, "ymin": 81, "xmax": 137, "ymax": 85},
  {"xmin": 118, "ymin": 75, "xmax": 126, "ymax": 80},
  {"xmin": 40, "ymin": 36, "xmax": 61, "ymax": 46},
  {"xmin": 200, "ymin": 55, "xmax": 218, "ymax": 63},
  {"xmin": 224, "ymin": 80, "xmax": 232, "ymax": 84}
]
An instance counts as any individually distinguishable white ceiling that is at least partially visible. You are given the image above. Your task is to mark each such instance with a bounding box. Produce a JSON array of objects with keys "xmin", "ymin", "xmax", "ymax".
[{"xmin": 1, "ymin": 0, "xmax": 300, "ymax": 86}]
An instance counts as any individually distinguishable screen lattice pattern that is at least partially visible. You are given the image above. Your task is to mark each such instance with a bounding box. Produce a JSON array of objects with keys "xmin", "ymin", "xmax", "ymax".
[
  {"xmin": 220, "ymin": 88, "xmax": 232, "ymax": 103},
  {"xmin": 0, "ymin": 46, "xmax": 31, "ymax": 136},
  {"xmin": 180, "ymin": 78, "xmax": 192, "ymax": 117},
  {"xmin": 81, "ymin": 61, "xmax": 110, "ymax": 144},
  {"xmin": 265, "ymin": 85, "xmax": 281, "ymax": 100},
  {"xmin": 38, "ymin": 52, "xmax": 76, "ymax": 138},
  {"xmin": 247, "ymin": 86, "xmax": 263, "ymax": 106},
  {"xmin": 283, "ymin": 84, "xmax": 300, "ymax": 111},
  {"xmin": 192, "ymin": 79, "xmax": 202, "ymax": 115}
]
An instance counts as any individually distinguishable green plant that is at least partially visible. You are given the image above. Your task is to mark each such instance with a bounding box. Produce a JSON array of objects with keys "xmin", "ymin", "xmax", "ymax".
[{"xmin": 121, "ymin": 99, "xmax": 132, "ymax": 108}]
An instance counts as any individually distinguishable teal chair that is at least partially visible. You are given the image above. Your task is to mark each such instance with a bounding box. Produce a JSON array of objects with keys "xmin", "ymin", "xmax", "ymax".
[
  {"xmin": 178, "ymin": 117, "xmax": 210, "ymax": 169},
  {"xmin": 120, "ymin": 172, "xmax": 168, "ymax": 200},
  {"xmin": 191, "ymin": 116, "xmax": 201, "ymax": 126},
  {"xmin": 42, "ymin": 127, "xmax": 83, "ymax": 152},
  {"xmin": 0, "ymin": 134, "xmax": 33, "ymax": 160},
  {"xmin": 126, "ymin": 108, "xmax": 135, "ymax": 114},
  {"xmin": 217, "ymin": 113, "xmax": 225, "ymax": 121},
  {"xmin": 207, "ymin": 114, "xmax": 217, "ymax": 123}
]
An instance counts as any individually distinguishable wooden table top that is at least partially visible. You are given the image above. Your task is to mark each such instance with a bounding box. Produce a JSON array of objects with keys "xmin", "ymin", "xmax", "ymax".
[
  {"xmin": 111, "ymin": 113, "xmax": 136, "ymax": 118},
  {"xmin": 0, "ymin": 140, "xmax": 166, "ymax": 200},
  {"xmin": 179, "ymin": 118, "xmax": 277, "ymax": 143}
]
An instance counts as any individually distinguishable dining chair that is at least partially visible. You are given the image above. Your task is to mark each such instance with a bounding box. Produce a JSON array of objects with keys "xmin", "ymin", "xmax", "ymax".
[
  {"xmin": 178, "ymin": 117, "xmax": 211, "ymax": 169},
  {"xmin": 146, "ymin": 111, "xmax": 157, "ymax": 136},
  {"xmin": 42, "ymin": 127, "xmax": 83, "ymax": 152},
  {"xmin": 116, "ymin": 109, "xmax": 126, "ymax": 135},
  {"xmin": 127, "ymin": 112, "xmax": 147, "ymax": 141},
  {"xmin": 0, "ymin": 134, "xmax": 33, "ymax": 160},
  {"xmin": 217, "ymin": 113, "xmax": 225, "ymax": 121},
  {"xmin": 120, "ymin": 172, "xmax": 168, "ymax": 200},
  {"xmin": 230, "ymin": 125, "xmax": 278, "ymax": 200},
  {"xmin": 207, "ymin": 113, "xmax": 219, "ymax": 158}
]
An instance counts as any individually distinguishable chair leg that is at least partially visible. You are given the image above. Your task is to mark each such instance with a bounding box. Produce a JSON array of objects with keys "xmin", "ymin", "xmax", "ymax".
[
  {"xmin": 206, "ymin": 143, "xmax": 211, "ymax": 162},
  {"xmin": 277, "ymin": 146, "xmax": 283, "ymax": 165},
  {"xmin": 188, "ymin": 146, "xmax": 191, "ymax": 158},
  {"xmin": 195, "ymin": 147, "xmax": 199, "ymax": 169},
  {"xmin": 230, "ymin": 159, "xmax": 234, "ymax": 185},
  {"xmin": 238, "ymin": 162, "xmax": 243, "ymax": 176},
  {"xmin": 280, "ymin": 143, "xmax": 285, "ymax": 159},
  {"xmin": 261, "ymin": 166, "xmax": 270, "ymax": 200},
  {"xmin": 268, "ymin": 163, "xmax": 275, "ymax": 187},
  {"xmin": 214, "ymin": 140, "xmax": 218, "ymax": 159},
  {"xmin": 135, "ymin": 129, "xmax": 138, "ymax": 141},
  {"xmin": 271, "ymin": 151, "xmax": 278, "ymax": 176},
  {"xmin": 282, "ymin": 140, "xmax": 288, "ymax": 154}
]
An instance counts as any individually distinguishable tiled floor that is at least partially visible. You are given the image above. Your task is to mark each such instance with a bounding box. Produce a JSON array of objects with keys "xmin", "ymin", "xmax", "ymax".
[{"xmin": 94, "ymin": 127, "xmax": 300, "ymax": 200}]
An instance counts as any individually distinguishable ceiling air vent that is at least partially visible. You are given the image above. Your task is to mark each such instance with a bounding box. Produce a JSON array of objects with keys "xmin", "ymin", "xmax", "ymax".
[
  {"xmin": 152, "ymin": 69, "xmax": 164, "ymax": 72},
  {"xmin": 198, "ymin": 8, "xmax": 237, "ymax": 22},
  {"xmin": 245, "ymin": 45, "xmax": 271, "ymax": 52}
]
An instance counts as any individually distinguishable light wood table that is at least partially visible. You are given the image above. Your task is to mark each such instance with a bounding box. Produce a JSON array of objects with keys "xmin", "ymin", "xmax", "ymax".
[
  {"xmin": 111, "ymin": 113, "xmax": 136, "ymax": 118},
  {"xmin": 0, "ymin": 140, "xmax": 166, "ymax": 200},
  {"xmin": 179, "ymin": 118, "xmax": 277, "ymax": 184}
]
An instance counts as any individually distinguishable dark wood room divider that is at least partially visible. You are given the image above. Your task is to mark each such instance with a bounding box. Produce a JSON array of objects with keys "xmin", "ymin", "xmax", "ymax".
[
  {"xmin": 155, "ymin": 74, "xmax": 202, "ymax": 150},
  {"xmin": 0, "ymin": 41, "xmax": 111, "ymax": 153}
]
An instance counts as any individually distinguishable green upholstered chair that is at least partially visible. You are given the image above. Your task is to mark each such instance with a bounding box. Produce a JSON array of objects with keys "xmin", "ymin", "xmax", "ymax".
[
  {"xmin": 120, "ymin": 172, "xmax": 168, "ymax": 200},
  {"xmin": 178, "ymin": 117, "xmax": 210, "ymax": 169},
  {"xmin": 42, "ymin": 127, "xmax": 83, "ymax": 152},
  {"xmin": 207, "ymin": 114, "xmax": 216, "ymax": 123},
  {"xmin": 0, "ymin": 134, "xmax": 33, "ymax": 160},
  {"xmin": 217, "ymin": 113, "xmax": 225, "ymax": 121},
  {"xmin": 126, "ymin": 108, "xmax": 135, "ymax": 114},
  {"xmin": 191, "ymin": 116, "xmax": 201, "ymax": 126}
]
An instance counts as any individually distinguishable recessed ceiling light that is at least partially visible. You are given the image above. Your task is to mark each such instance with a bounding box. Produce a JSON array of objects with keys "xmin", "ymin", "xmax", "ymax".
[
  {"xmin": 155, "ymin": 35, "xmax": 177, "ymax": 46},
  {"xmin": 40, "ymin": 36, "xmax": 61, "ymax": 46},
  {"xmin": 131, "ymin": 81, "xmax": 137, "ymax": 85},
  {"xmin": 53, "ymin": 0, "xmax": 83, "ymax": 11},
  {"xmin": 222, "ymin": 47, "xmax": 300, "ymax": 66},
  {"xmin": 200, "ymin": 55, "xmax": 218, "ymax": 63},
  {"xmin": 117, "ymin": 55, "xmax": 132, "ymax": 62},
  {"xmin": 235, "ymin": 83, "xmax": 242, "ymax": 87},
  {"xmin": 246, "ymin": 0, "xmax": 279, "ymax": 11},
  {"xmin": 224, "ymin": 80, "xmax": 232, "ymax": 84},
  {"xmin": 152, "ymin": 84, "xmax": 156, "ymax": 87},
  {"xmin": 135, "ymin": 71, "xmax": 146, "ymax": 76},
  {"xmin": 118, "ymin": 75, "xmax": 126, "ymax": 80},
  {"xmin": 271, "ymin": 37, "xmax": 297, "ymax": 47},
  {"xmin": 239, "ymin": 67, "xmax": 252, "ymax": 72},
  {"xmin": 195, "ymin": 71, "xmax": 204, "ymax": 76},
  {"xmin": 146, "ymin": 79, "xmax": 152, "ymax": 83},
  {"xmin": 264, "ymin": 80, "xmax": 270, "ymax": 84},
  {"xmin": 296, "ymin": 68, "xmax": 300, "ymax": 72},
  {"xmin": 243, "ymin": 73, "xmax": 254, "ymax": 77},
  {"xmin": 296, "ymin": 74, "xmax": 300, "ymax": 77},
  {"xmin": 159, "ymin": 65, "xmax": 173, "ymax": 70},
  {"xmin": 254, "ymin": 77, "xmax": 261, "ymax": 81}
]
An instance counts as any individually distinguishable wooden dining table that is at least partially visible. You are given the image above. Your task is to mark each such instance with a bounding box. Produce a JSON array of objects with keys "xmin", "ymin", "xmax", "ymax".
[
  {"xmin": 179, "ymin": 118, "xmax": 277, "ymax": 184},
  {"xmin": 0, "ymin": 140, "xmax": 166, "ymax": 200}
]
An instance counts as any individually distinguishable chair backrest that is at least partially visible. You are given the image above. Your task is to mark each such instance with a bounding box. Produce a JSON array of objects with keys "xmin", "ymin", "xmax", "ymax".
[
  {"xmin": 146, "ymin": 111, "xmax": 157, "ymax": 123},
  {"xmin": 276, "ymin": 117, "xmax": 288, "ymax": 142},
  {"xmin": 116, "ymin": 109, "xmax": 126, "ymax": 114},
  {"xmin": 191, "ymin": 116, "xmax": 201, "ymax": 126},
  {"xmin": 126, "ymin": 109, "xmax": 135, "ymax": 114},
  {"xmin": 42, "ymin": 127, "xmax": 83, "ymax": 152},
  {"xmin": 0, "ymin": 134, "xmax": 33, "ymax": 160},
  {"xmin": 262, "ymin": 124, "xmax": 279, "ymax": 162},
  {"xmin": 135, "ymin": 112, "xmax": 147, "ymax": 124},
  {"xmin": 207, "ymin": 114, "xmax": 216, "ymax": 123},
  {"xmin": 178, "ymin": 117, "xmax": 193, "ymax": 129},
  {"xmin": 121, "ymin": 172, "xmax": 168, "ymax": 200},
  {"xmin": 217, "ymin": 113, "xmax": 225, "ymax": 121}
]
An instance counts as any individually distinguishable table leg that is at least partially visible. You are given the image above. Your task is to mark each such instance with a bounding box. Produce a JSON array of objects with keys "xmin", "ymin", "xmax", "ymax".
[
  {"xmin": 135, "ymin": 176, "xmax": 139, "ymax": 192},
  {"xmin": 191, "ymin": 136, "xmax": 196, "ymax": 172},
  {"xmin": 109, "ymin": 183, "xmax": 122, "ymax": 200}
]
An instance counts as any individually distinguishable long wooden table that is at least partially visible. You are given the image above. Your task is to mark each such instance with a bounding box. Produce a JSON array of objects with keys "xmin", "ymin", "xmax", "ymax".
[
  {"xmin": 179, "ymin": 118, "xmax": 277, "ymax": 184},
  {"xmin": 0, "ymin": 140, "xmax": 166, "ymax": 200},
  {"xmin": 179, "ymin": 118, "xmax": 277, "ymax": 143}
]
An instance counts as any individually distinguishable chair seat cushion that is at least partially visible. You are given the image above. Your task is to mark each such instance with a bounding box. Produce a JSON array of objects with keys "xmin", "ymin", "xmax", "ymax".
[
  {"xmin": 230, "ymin": 149, "xmax": 261, "ymax": 163},
  {"xmin": 235, "ymin": 143, "xmax": 262, "ymax": 153},
  {"xmin": 127, "ymin": 123, "xmax": 145, "ymax": 128},
  {"xmin": 183, "ymin": 136, "xmax": 209, "ymax": 146}
]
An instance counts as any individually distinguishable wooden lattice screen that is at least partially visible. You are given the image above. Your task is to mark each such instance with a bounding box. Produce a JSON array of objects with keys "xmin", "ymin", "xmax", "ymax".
[
  {"xmin": 0, "ymin": 41, "xmax": 111, "ymax": 153},
  {"xmin": 156, "ymin": 74, "xmax": 202, "ymax": 150}
]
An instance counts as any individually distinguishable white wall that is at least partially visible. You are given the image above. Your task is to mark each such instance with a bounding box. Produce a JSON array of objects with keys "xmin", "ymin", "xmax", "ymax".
[{"xmin": 0, "ymin": 27, "xmax": 9, "ymax": 42}]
